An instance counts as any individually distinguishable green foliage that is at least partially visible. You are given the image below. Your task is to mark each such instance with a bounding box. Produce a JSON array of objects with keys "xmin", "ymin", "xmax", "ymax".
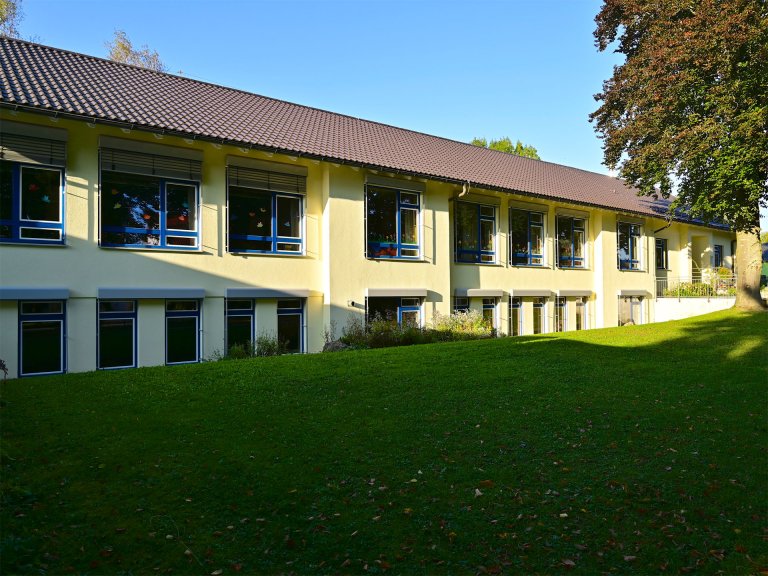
[
  {"xmin": 0, "ymin": 0, "xmax": 21, "ymax": 38},
  {"xmin": 1, "ymin": 310, "xmax": 766, "ymax": 574},
  {"xmin": 591, "ymin": 0, "xmax": 767, "ymax": 233},
  {"xmin": 211, "ymin": 333, "xmax": 287, "ymax": 361},
  {"xmin": 106, "ymin": 29, "xmax": 166, "ymax": 72},
  {"xmin": 761, "ymin": 231, "xmax": 768, "ymax": 244},
  {"xmin": 470, "ymin": 136, "xmax": 541, "ymax": 160}
]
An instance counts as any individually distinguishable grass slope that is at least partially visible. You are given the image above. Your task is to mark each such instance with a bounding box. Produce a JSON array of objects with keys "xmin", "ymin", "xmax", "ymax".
[{"xmin": 1, "ymin": 309, "xmax": 766, "ymax": 575}]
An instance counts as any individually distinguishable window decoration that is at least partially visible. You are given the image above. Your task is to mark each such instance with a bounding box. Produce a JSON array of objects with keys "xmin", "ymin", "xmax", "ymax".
[
  {"xmin": 19, "ymin": 300, "xmax": 65, "ymax": 376},
  {"xmin": 557, "ymin": 216, "xmax": 586, "ymax": 268},
  {"xmin": 166, "ymin": 300, "xmax": 200, "ymax": 364},
  {"xmin": 455, "ymin": 201, "xmax": 495, "ymax": 263},
  {"xmin": 98, "ymin": 300, "xmax": 137, "ymax": 369},
  {"xmin": 366, "ymin": 186, "xmax": 420, "ymax": 259},
  {"xmin": 509, "ymin": 209, "xmax": 544, "ymax": 266},
  {"xmin": 655, "ymin": 238, "xmax": 668, "ymax": 270},
  {"xmin": 617, "ymin": 222, "xmax": 642, "ymax": 270}
]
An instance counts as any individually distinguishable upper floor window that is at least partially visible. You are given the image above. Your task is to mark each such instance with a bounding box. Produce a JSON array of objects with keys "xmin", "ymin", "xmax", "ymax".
[
  {"xmin": 617, "ymin": 222, "xmax": 642, "ymax": 270},
  {"xmin": 227, "ymin": 164, "xmax": 306, "ymax": 254},
  {"xmin": 0, "ymin": 121, "xmax": 68, "ymax": 245},
  {"xmin": 455, "ymin": 201, "xmax": 495, "ymax": 263},
  {"xmin": 655, "ymin": 238, "xmax": 668, "ymax": 269},
  {"xmin": 100, "ymin": 142, "xmax": 202, "ymax": 250},
  {"xmin": 713, "ymin": 244, "xmax": 723, "ymax": 268},
  {"xmin": 366, "ymin": 185, "xmax": 420, "ymax": 259},
  {"xmin": 510, "ymin": 208, "xmax": 544, "ymax": 266},
  {"xmin": 556, "ymin": 215, "xmax": 586, "ymax": 268}
]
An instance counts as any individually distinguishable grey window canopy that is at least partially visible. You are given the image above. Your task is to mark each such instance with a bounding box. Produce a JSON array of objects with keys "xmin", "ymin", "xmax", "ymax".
[
  {"xmin": 226, "ymin": 288, "xmax": 321, "ymax": 299},
  {"xmin": 455, "ymin": 288, "xmax": 505, "ymax": 298},
  {"xmin": 618, "ymin": 289, "xmax": 651, "ymax": 297},
  {"xmin": 100, "ymin": 135, "xmax": 203, "ymax": 181},
  {"xmin": 98, "ymin": 288, "xmax": 205, "ymax": 299},
  {"xmin": 510, "ymin": 289, "xmax": 554, "ymax": 298},
  {"xmin": 366, "ymin": 288, "xmax": 428, "ymax": 298},
  {"xmin": 0, "ymin": 287, "xmax": 69, "ymax": 300},
  {"xmin": 558, "ymin": 289, "xmax": 593, "ymax": 297},
  {"xmin": 0, "ymin": 120, "xmax": 68, "ymax": 167}
]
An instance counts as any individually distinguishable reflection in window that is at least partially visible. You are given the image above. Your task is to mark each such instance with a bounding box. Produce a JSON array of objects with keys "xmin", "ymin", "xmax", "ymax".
[
  {"xmin": 1, "ymin": 161, "xmax": 64, "ymax": 244},
  {"xmin": 366, "ymin": 186, "xmax": 420, "ymax": 259},
  {"xmin": 557, "ymin": 216, "xmax": 586, "ymax": 268},
  {"xmin": 455, "ymin": 202, "xmax": 495, "ymax": 263},
  {"xmin": 617, "ymin": 222, "xmax": 642, "ymax": 270},
  {"xmin": 228, "ymin": 188, "xmax": 303, "ymax": 253},
  {"xmin": 510, "ymin": 209, "xmax": 544, "ymax": 266}
]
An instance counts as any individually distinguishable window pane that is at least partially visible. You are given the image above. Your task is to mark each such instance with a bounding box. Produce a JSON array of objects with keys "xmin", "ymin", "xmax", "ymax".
[
  {"xmin": 277, "ymin": 314, "xmax": 301, "ymax": 353},
  {"xmin": 99, "ymin": 319, "xmax": 134, "ymax": 368},
  {"xmin": 400, "ymin": 310, "xmax": 419, "ymax": 328},
  {"xmin": 533, "ymin": 307, "xmax": 542, "ymax": 334},
  {"xmin": 166, "ymin": 300, "xmax": 198, "ymax": 312},
  {"xmin": 530, "ymin": 224, "xmax": 543, "ymax": 256},
  {"xmin": 480, "ymin": 219, "xmax": 494, "ymax": 252},
  {"xmin": 617, "ymin": 223, "xmax": 630, "ymax": 268},
  {"xmin": 482, "ymin": 308, "xmax": 494, "ymax": 326},
  {"xmin": 367, "ymin": 187, "xmax": 397, "ymax": 246},
  {"xmin": 21, "ymin": 301, "xmax": 63, "ymax": 315},
  {"xmin": 166, "ymin": 183, "xmax": 196, "ymax": 231},
  {"xmin": 102, "ymin": 172, "xmax": 160, "ymax": 231},
  {"xmin": 21, "ymin": 320, "xmax": 62, "ymax": 374},
  {"xmin": 166, "ymin": 236, "xmax": 196, "ymax": 247},
  {"xmin": 229, "ymin": 186, "xmax": 272, "ymax": 238},
  {"xmin": 99, "ymin": 300, "xmax": 135, "ymax": 313},
  {"xmin": 227, "ymin": 299, "xmax": 253, "ymax": 311},
  {"xmin": 21, "ymin": 167, "xmax": 61, "ymax": 223},
  {"xmin": 400, "ymin": 208, "xmax": 418, "ymax": 246},
  {"xmin": 511, "ymin": 306, "xmax": 520, "ymax": 336},
  {"xmin": 277, "ymin": 299, "xmax": 301, "ymax": 309},
  {"xmin": 510, "ymin": 210, "xmax": 528, "ymax": 265},
  {"xmin": 230, "ymin": 238, "xmax": 272, "ymax": 252},
  {"xmin": 20, "ymin": 228, "xmax": 61, "ymax": 240},
  {"xmin": 0, "ymin": 162, "xmax": 13, "ymax": 222},
  {"xmin": 276, "ymin": 242, "xmax": 301, "ymax": 252},
  {"xmin": 574, "ymin": 230, "xmax": 584, "ymax": 260},
  {"xmin": 368, "ymin": 297, "xmax": 399, "ymax": 322},
  {"xmin": 276, "ymin": 196, "xmax": 301, "ymax": 238},
  {"xmin": 167, "ymin": 316, "xmax": 198, "ymax": 363},
  {"xmin": 400, "ymin": 192, "xmax": 418, "ymax": 206},
  {"xmin": 455, "ymin": 202, "xmax": 478, "ymax": 256},
  {"xmin": 227, "ymin": 315, "xmax": 252, "ymax": 350}
]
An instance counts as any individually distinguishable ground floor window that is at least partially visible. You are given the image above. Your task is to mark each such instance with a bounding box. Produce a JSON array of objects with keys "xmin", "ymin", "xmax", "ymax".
[
  {"xmin": 509, "ymin": 297, "xmax": 522, "ymax": 336},
  {"xmin": 453, "ymin": 297, "xmax": 469, "ymax": 314},
  {"xmin": 533, "ymin": 298, "xmax": 545, "ymax": 334},
  {"xmin": 277, "ymin": 299, "xmax": 304, "ymax": 353},
  {"xmin": 19, "ymin": 300, "xmax": 65, "ymax": 376},
  {"xmin": 226, "ymin": 299, "xmax": 254, "ymax": 352},
  {"xmin": 367, "ymin": 296, "xmax": 421, "ymax": 327},
  {"xmin": 98, "ymin": 300, "xmax": 136, "ymax": 369},
  {"xmin": 166, "ymin": 300, "xmax": 200, "ymax": 364},
  {"xmin": 575, "ymin": 298, "xmax": 586, "ymax": 331},
  {"xmin": 554, "ymin": 297, "xmax": 566, "ymax": 332},
  {"xmin": 482, "ymin": 298, "xmax": 496, "ymax": 328},
  {"xmin": 618, "ymin": 296, "xmax": 643, "ymax": 326}
]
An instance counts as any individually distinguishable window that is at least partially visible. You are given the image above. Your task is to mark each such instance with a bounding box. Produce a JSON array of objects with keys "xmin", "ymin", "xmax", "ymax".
[
  {"xmin": 277, "ymin": 299, "xmax": 304, "ymax": 353},
  {"xmin": 618, "ymin": 296, "xmax": 643, "ymax": 326},
  {"xmin": 455, "ymin": 201, "xmax": 495, "ymax": 263},
  {"xmin": 575, "ymin": 298, "xmax": 586, "ymax": 331},
  {"xmin": 19, "ymin": 301, "xmax": 65, "ymax": 376},
  {"xmin": 228, "ymin": 168, "xmax": 304, "ymax": 254},
  {"xmin": 554, "ymin": 297, "xmax": 566, "ymax": 332},
  {"xmin": 557, "ymin": 216, "xmax": 586, "ymax": 268},
  {"xmin": 509, "ymin": 297, "xmax": 522, "ymax": 336},
  {"xmin": 226, "ymin": 299, "xmax": 254, "ymax": 352},
  {"xmin": 366, "ymin": 186, "xmax": 420, "ymax": 259},
  {"xmin": 1, "ymin": 161, "xmax": 65, "ymax": 244},
  {"xmin": 453, "ymin": 297, "xmax": 469, "ymax": 313},
  {"xmin": 98, "ymin": 300, "xmax": 136, "ymax": 369},
  {"xmin": 482, "ymin": 298, "xmax": 496, "ymax": 328},
  {"xmin": 617, "ymin": 222, "xmax": 642, "ymax": 270},
  {"xmin": 166, "ymin": 300, "xmax": 200, "ymax": 364},
  {"xmin": 714, "ymin": 245, "xmax": 723, "ymax": 268},
  {"xmin": 655, "ymin": 238, "xmax": 668, "ymax": 270},
  {"xmin": 367, "ymin": 297, "xmax": 421, "ymax": 327},
  {"xmin": 509, "ymin": 209, "xmax": 544, "ymax": 266},
  {"xmin": 533, "ymin": 298, "xmax": 545, "ymax": 334}
]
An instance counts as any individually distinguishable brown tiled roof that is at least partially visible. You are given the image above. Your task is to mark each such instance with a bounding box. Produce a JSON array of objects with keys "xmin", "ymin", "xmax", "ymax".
[{"xmin": 0, "ymin": 37, "xmax": 694, "ymax": 222}]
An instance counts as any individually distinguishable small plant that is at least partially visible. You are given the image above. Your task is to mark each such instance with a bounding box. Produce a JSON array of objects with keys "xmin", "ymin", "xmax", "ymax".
[{"xmin": 0, "ymin": 358, "xmax": 7, "ymax": 382}]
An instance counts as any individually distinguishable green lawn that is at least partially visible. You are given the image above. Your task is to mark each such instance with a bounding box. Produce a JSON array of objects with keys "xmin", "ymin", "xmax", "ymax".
[{"xmin": 2, "ymin": 309, "xmax": 766, "ymax": 575}]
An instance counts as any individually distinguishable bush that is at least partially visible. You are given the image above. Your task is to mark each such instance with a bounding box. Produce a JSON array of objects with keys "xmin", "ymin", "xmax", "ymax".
[{"xmin": 211, "ymin": 333, "xmax": 287, "ymax": 361}]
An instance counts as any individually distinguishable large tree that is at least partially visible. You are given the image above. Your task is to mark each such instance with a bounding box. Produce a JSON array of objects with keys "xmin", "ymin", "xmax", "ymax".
[
  {"xmin": 470, "ymin": 137, "xmax": 541, "ymax": 160},
  {"xmin": 591, "ymin": 0, "xmax": 767, "ymax": 310},
  {"xmin": 106, "ymin": 30, "xmax": 166, "ymax": 72},
  {"xmin": 0, "ymin": 0, "xmax": 22, "ymax": 38}
]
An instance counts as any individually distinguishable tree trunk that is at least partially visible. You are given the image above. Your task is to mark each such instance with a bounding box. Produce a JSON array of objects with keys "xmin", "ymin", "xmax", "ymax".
[{"xmin": 734, "ymin": 228, "xmax": 766, "ymax": 310}]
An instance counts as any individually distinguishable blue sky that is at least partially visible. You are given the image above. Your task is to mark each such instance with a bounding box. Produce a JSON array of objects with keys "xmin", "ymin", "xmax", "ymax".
[{"xmin": 16, "ymin": 0, "xmax": 768, "ymax": 229}]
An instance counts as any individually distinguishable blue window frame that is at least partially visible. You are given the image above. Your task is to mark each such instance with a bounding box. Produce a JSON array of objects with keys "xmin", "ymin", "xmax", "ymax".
[
  {"xmin": 98, "ymin": 300, "xmax": 137, "ymax": 369},
  {"xmin": 19, "ymin": 300, "xmax": 66, "ymax": 376},
  {"xmin": 510, "ymin": 209, "xmax": 544, "ymax": 266},
  {"xmin": 366, "ymin": 186, "xmax": 420, "ymax": 259},
  {"xmin": 367, "ymin": 296, "xmax": 421, "ymax": 327},
  {"xmin": 655, "ymin": 238, "xmax": 668, "ymax": 270},
  {"xmin": 277, "ymin": 299, "xmax": 304, "ymax": 353},
  {"xmin": 482, "ymin": 298, "xmax": 496, "ymax": 328},
  {"xmin": 509, "ymin": 297, "xmax": 522, "ymax": 336},
  {"xmin": 453, "ymin": 297, "xmax": 469, "ymax": 313},
  {"xmin": 557, "ymin": 216, "xmax": 586, "ymax": 268},
  {"xmin": 166, "ymin": 300, "xmax": 200, "ymax": 365},
  {"xmin": 455, "ymin": 201, "xmax": 495, "ymax": 263},
  {"xmin": 101, "ymin": 171, "xmax": 199, "ymax": 249},
  {"xmin": 617, "ymin": 222, "xmax": 642, "ymax": 270},
  {"xmin": 226, "ymin": 299, "xmax": 255, "ymax": 352},
  {"xmin": 1, "ymin": 161, "xmax": 65, "ymax": 244},
  {"xmin": 554, "ymin": 297, "xmax": 566, "ymax": 332},
  {"xmin": 713, "ymin": 245, "xmax": 723, "ymax": 268},
  {"xmin": 228, "ymin": 188, "xmax": 303, "ymax": 254}
]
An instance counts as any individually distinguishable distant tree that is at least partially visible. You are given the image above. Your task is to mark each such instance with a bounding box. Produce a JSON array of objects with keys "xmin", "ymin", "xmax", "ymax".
[
  {"xmin": 106, "ymin": 30, "xmax": 166, "ymax": 72},
  {"xmin": 470, "ymin": 137, "xmax": 541, "ymax": 160},
  {"xmin": 590, "ymin": 0, "xmax": 767, "ymax": 310},
  {"xmin": 761, "ymin": 231, "xmax": 768, "ymax": 244},
  {"xmin": 0, "ymin": 0, "xmax": 22, "ymax": 38}
]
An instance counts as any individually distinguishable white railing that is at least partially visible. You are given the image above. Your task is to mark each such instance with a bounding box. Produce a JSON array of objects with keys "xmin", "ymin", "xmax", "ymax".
[{"xmin": 656, "ymin": 273, "xmax": 736, "ymax": 299}]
